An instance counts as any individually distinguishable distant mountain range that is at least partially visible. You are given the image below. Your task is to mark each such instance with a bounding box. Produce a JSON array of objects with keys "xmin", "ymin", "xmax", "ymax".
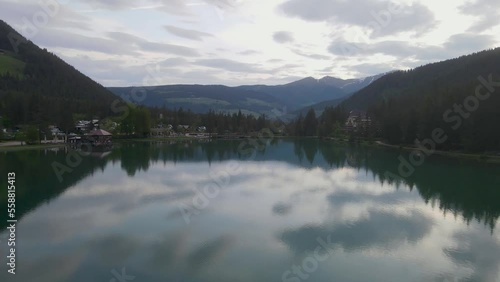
[
  {"xmin": 1, "ymin": 18, "xmax": 386, "ymax": 127},
  {"xmin": 2, "ymin": 15, "xmax": 499, "ymax": 153},
  {"xmin": 298, "ymin": 73, "xmax": 389, "ymax": 112},
  {"xmin": 108, "ymin": 84, "xmax": 284, "ymax": 117},
  {"xmin": 108, "ymin": 74, "xmax": 385, "ymax": 118},
  {"xmin": 239, "ymin": 73, "xmax": 385, "ymax": 110}
]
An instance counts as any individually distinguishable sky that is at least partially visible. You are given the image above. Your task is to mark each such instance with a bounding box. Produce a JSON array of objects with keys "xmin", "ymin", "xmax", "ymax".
[{"xmin": 1, "ymin": 0, "xmax": 499, "ymax": 86}]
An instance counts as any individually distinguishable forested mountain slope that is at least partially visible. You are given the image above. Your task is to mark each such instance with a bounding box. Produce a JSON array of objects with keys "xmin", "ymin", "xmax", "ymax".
[
  {"xmin": 341, "ymin": 48, "xmax": 500, "ymax": 151},
  {"xmin": 0, "ymin": 20, "xmax": 120, "ymax": 130}
]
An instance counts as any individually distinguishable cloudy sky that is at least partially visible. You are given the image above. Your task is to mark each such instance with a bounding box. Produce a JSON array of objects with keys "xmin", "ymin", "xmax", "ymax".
[{"xmin": 1, "ymin": 0, "xmax": 499, "ymax": 86}]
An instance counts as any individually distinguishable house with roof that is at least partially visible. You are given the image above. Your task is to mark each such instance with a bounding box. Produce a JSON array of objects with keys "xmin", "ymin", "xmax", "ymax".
[
  {"xmin": 345, "ymin": 110, "xmax": 372, "ymax": 132},
  {"xmin": 86, "ymin": 129, "xmax": 112, "ymax": 146},
  {"xmin": 150, "ymin": 127, "xmax": 172, "ymax": 137},
  {"xmin": 75, "ymin": 120, "xmax": 100, "ymax": 133}
]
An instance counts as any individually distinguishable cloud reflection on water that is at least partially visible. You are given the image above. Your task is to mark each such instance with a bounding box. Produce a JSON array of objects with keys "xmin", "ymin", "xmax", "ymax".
[{"xmin": 1, "ymin": 140, "xmax": 499, "ymax": 282}]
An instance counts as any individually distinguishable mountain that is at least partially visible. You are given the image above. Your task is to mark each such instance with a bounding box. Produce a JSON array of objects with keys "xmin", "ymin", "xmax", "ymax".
[
  {"xmin": 294, "ymin": 97, "xmax": 346, "ymax": 116},
  {"xmin": 318, "ymin": 73, "xmax": 387, "ymax": 92},
  {"xmin": 340, "ymin": 47, "xmax": 500, "ymax": 151},
  {"xmin": 292, "ymin": 73, "xmax": 386, "ymax": 115},
  {"xmin": 239, "ymin": 74, "xmax": 384, "ymax": 111},
  {"xmin": 341, "ymin": 49, "xmax": 500, "ymax": 111},
  {"xmin": 109, "ymin": 74, "xmax": 384, "ymax": 118},
  {"xmin": 239, "ymin": 77, "xmax": 345, "ymax": 110},
  {"xmin": 108, "ymin": 84, "xmax": 285, "ymax": 118},
  {"xmin": 0, "ymin": 20, "xmax": 120, "ymax": 130}
]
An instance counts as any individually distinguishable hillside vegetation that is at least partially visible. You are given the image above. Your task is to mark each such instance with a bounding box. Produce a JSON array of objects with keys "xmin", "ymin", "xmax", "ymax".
[
  {"xmin": 0, "ymin": 51, "xmax": 25, "ymax": 77},
  {"xmin": 0, "ymin": 20, "xmax": 120, "ymax": 131},
  {"xmin": 108, "ymin": 74, "xmax": 384, "ymax": 117},
  {"xmin": 108, "ymin": 84, "xmax": 283, "ymax": 118},
  {"xmin": 341, "ymin": 48, "xmax": 500, "ymax": 151}
]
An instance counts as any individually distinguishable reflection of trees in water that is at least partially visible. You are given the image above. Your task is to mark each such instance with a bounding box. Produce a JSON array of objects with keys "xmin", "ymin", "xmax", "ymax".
[
  {"xmin": 318, "ymin": 142, "xmax": 344, "ymax": 168},
  {"xmin": 0, "ymin": 148, "xmax": 110, "ymax": 229},
  {"xmin": 119, "ymin": 143, "xmax": 153, "ymax": 176},
  {"xmin": 119, "ymin": 139, "xmax": 500, "ymax": 230},
  {"xmin": 346, "ymin": 148, "xmax": 372, "ymax": 168},
  {"xmin": 347, "ymin": 147, "xmax": 500, "ymax": 232},
  {"xmin": 293, "ymin": 139, "xmax": 318, "ymax": 164},
  {"xmin": 2, "ymin": 139, "xmax": 499, "ymax": 231}
]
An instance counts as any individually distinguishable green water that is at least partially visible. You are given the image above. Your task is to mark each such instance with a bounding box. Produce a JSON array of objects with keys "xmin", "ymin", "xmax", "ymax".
[{"xmin": 1, "ymin": 139, "xmax": 499, "ymax": 282}]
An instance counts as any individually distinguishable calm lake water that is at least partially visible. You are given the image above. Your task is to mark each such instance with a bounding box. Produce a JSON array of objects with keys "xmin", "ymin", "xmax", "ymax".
[{"xmin": 1, "ymin": 139, "xmax": 500, "ymax": 282}]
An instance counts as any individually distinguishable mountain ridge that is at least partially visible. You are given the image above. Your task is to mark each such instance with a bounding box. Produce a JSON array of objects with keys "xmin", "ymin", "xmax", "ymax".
[
  {"xmin": 109, "ymin": 73, "xmax": 385, "ymax": 117},
  {"xmin": 0, "ymin": 20, "xmax": 121, "ymax": 131},
  {"xmin": 340, "ymin": 47, "xmax": 500, "ymax": 151}
]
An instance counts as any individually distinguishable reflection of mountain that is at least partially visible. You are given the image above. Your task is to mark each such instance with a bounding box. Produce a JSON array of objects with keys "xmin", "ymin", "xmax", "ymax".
[
  {"xmin": 113, "ymin": 139, "xmax": 500, "ymax": 230},
  {"xmin": 0, "ymin": 148, "xmax": 112, "ymax": 229},
  {"xmin": 365, "ymin": 150, "xmax": 500, "ymax": 231},
  {"xmin": 2, "ymin": 139, "xmax": 499, "ymax": 231}
]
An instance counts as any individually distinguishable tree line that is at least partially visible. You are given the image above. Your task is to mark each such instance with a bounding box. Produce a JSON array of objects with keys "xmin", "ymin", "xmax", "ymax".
[
  {"xmin": 363, "ymin": 49, "xmax": 500, "ymax": 152},
  {"xmin": 147, "ymin": 107, "xmax": 284, "ymax": 135},
  {"xmin": 290, "ymin": 107, "xmax": 349, "ymax": 137},
  {"xmin": 286, "ymin": 47, "xmax": 500, "ymax": 153}
]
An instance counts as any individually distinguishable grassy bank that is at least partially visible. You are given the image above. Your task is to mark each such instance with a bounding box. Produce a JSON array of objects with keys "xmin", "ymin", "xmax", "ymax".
[
  {"xmin": 114, "ymin": 136, "xmax": 204, "ymax": 142},
  {"xmin": 0, "ymin": 143, "xmax": 66, "ymax": 152},
  {"xmin": 374, "ymin": 141, "xmax": 500, "ymax": 163},
  {"xmin": 3, "ymin": 137, "xmax": 498, "ymax": 164}
]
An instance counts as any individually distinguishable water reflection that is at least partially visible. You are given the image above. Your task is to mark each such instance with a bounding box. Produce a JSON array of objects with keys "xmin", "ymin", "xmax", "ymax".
[
  {"xmin": 4, "ymin": 139, "xmax": 497, "ymax": 230},
  {"xmin": 279, "ymin": 209, "xmax": 433, "ymax": 255},
  {"xmin": 0, "ymin": 139, "xmax": 499, "ymax": 282},
  {"xmin": 273, "ymin": 202, "xmax": 293, "ymax": 216},
  {"xmin": 442, "ymin": 228, "xmax": 500, "ymax": 281}
]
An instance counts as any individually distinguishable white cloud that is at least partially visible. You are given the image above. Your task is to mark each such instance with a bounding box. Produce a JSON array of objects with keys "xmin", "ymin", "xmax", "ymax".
[
  {"xmin": 278, "ymin": 0, "xmax": 438, "ymax": 37},
  {"xmin": 459, "ymin": 0, "xmax": 500, "ymax": 32},
  {"xmin": 164, "ymin": 25, "xmax": 214, "ymax": 41},
  {"xmin": 273, "ymin": 31, "xmax": 294, "ymax": 43},
  {"xmin": 0, "ymin": 0, "xmax": 498, "ymax": 86}
]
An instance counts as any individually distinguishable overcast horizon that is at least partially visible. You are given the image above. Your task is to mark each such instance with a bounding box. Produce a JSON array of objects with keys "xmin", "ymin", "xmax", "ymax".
[{"xmin": 1, "ymin": 0, "xmax": 499, "ymax": 87}]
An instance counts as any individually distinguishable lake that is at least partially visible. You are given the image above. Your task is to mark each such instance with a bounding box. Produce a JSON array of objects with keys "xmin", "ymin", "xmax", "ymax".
[{"xmin": 1, "ymin": 139, "xmax": 500, "ymax": 282}]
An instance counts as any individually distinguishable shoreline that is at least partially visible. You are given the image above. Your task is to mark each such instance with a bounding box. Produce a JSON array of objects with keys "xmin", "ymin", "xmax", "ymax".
[
  {"xmin": 2, "ymin": 138, "xmax": 500, "ymax": 163},
  {"xmin": 373, "ymin": 140, "xmax": 500, "ymax": 163},
  {"xmin": 0, "ymin": 143, "xmax": 67, "ymax": 152}
]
